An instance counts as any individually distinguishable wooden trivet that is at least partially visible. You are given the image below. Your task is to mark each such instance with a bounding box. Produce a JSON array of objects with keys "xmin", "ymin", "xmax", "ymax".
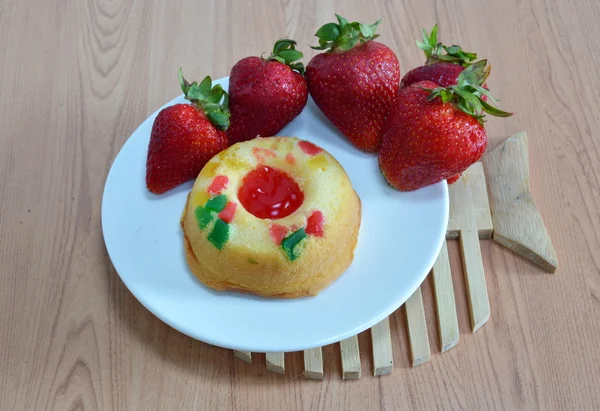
[{"xmin": 483, "ymin": 132, "xmax": 558, "ymax": 273}]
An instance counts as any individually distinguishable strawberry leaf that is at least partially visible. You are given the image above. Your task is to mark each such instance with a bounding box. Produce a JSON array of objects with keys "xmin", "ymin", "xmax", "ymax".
[
  {"xmin": 178, "ymin": 68, "xmax": 191, "ymax": 95},
  {"xmin": 186, "ymin": 83, "xmax": 207, "ymax": 101},
  {"xmin": 453, "ymin": 87, "xmax": 483, "ymax": 116},
  {"xmin": 472, "ymin": 84, "xmax": 497, "ymax": 104},
  {"xmin": 179, "ymin": 69, "xmax": 231, "ymax": 131},
  {"xmin": 336, "ymin": 14, "xmax": 350, "ymax": 28},
  {"xmin": 417, "ymin": 24, "xmax": 479, "ymax": 67},
  {"xmin": 426, "ymin": 87, "xmax": 453, "ymax": 103},
  {"xmin": 359, "ymin": 24, "xmax": 373, "ymax": 38},
  {"xmin": 423, "ymin": 60, "xmax": 513, "ymax": 123},
  {"xmin": 273, "ymin": 39, "xmax": 296, "ymax": 53},
  {"xmin": 222, "ymin": 92, "xmax": 229, "ymax": 109},
  {"xmin": 289, "ymin": 62, "xmax": 305, "ymax": 73},
  {"xmin": 265, "ymin": 38, "xmax": 305, "ymax": 74},
  {"xmin": 311, "ymin": 14, "xmax": 382, "ymax": 52},
  {"xmin": 206, "ymin": 110, "xmax": 230, "ymax": 130},
  {"xmin": 416, "ymin": 25, "xmax": 441, "ymax": 59},
  {"xmin": 456, "ymin": 59, "xmax": 490, "ymax": 88},
  {"xmin": 315, "ymin": 23, "xmax": 341, "ymax": 41},
  {"xmin": 480, "ymin": 99, "xmax": 513, "ymax": 117},
  {"xmin": 278, "ymin": 49, "xmax": 303, "ymax": 63},
  {"xmin": 199, "ymin": 76, "xmax": 212, "ymax": 95},
  {"xmin": 206, "ymin": 85, "xmax": 224, "ymax": 104},
  {"xmin": 271, "ymin": 55, "xmax": 286, "ymax": 64}
]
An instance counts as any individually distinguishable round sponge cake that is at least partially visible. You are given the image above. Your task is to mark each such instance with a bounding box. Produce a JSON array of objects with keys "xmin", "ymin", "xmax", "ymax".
[{"xmin": 180, "ymin": 136, "xmax": 361, "ymax": 298}]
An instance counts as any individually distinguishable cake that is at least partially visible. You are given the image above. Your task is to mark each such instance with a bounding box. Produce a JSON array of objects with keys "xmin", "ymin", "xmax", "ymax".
[{"xmin": 180, "ymin": 136, "xmax": 361, "ymax": 298}]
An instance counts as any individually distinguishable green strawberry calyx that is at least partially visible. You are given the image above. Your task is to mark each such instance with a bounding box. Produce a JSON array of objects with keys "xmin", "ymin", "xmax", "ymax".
[
  {"xmin": 311, "ymin": 14, "xmax": 381, "ymax": 52},
  {"xmin": 422, "ymin": 60, "xmax": 513, "ymax": 124},
  {"xmin": 178, "ymin": 68, "xmax": 231, "ymax": 131},
  {"xmin": 417, "ymin": 24, "xmax": 478, "ymax": 67},
  {"xmin": 264, "ymin": 38, "xmax": 305, "ymax": 75}
]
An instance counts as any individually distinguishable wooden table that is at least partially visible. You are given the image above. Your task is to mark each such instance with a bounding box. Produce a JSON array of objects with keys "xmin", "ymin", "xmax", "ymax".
[{"xmin": 1, "ymin": 0, "xmax": 599, "ymax": 409}]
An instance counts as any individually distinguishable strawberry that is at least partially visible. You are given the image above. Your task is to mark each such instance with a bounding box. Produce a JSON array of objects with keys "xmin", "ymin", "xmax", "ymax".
[
  {"xmin": 145, "ymin": 70, "xmax": 229, "ymax": 194},
  {"xmin": 400, "ymin": 26, "xmax": 492, "ymax": 184},
  {"xmin": 379, "ymin": 61, "xmax": 512, "ymax": 191},
  {"xmin": 227, "ymin": 39, "xmax": 308, "ymax": 145},
  {"xmin": 306, "ymin": 15, "xmax": 400, "ymax": 152},
  {"xmin": 401, "ymin": 25, "xmax": 482, "ymax": 90}
]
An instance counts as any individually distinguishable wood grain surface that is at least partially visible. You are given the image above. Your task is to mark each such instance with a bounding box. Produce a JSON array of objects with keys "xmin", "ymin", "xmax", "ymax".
[{"xmin": 1, "ymin": 0, "xmax": 599, "ymax": 409}]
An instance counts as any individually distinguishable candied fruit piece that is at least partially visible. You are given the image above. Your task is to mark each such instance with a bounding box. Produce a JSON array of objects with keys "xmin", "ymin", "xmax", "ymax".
[
  {"xmin": 193, "ymin": 191, "xmax": 210, "ymax": 207},
  {"xmin": 306, "ymin": 211, "xmax": 324, "ymax": 237},
  {"xmin": 269, "ymin": 224, "xmax": 289, "ymax": 245},
  {"xmin": 205, "ymin": 194, "xmax": 227, "ymax": 212},
  {"xmin": 208, "ymin": 175, "xmax": 229, "ymax": 194},
  {"xmin": 218, "ymin": 201, "xmax": 237, "ymax": 223},
  {"xmin": 307, "ymin": 154, "xmax": 328, "ymax": 171},
  {"xmin": 298, "ymin": 141, "xmax": 322, "ymax": 156},
  {"xmin": 208, "ymin": 218, "xmax": 229, "ymax": 249},
  {"xmin": 281, "ymin": 228, "xmax": 307, "ymax": 261},
  {"xmin": 195, "ymin": 206, "xmax": 213, "ymax": 230}
]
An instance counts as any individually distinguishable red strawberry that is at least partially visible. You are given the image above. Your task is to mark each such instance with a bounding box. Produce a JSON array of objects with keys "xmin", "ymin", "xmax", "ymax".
[
  {"xmin": 227, "ymin": 39, "xmax": 308, "ymax": 145},
  {"xmin": 306, "ymin": 15, "xmax": 400, "ymax": 152},
  {"xmin": 145, "ymin": 70, "xmax": 229, "ymax": 194},
  {"xmin": 379, "ymin": 61, "xmax": 512, "ymax": 191},
  {"xmin": 401, "ymin": 26, "xmax": 492, "ymax": 183},
  {"xmin": 401, "ymin": 25, "xmax": 483, "ymax": 88}
]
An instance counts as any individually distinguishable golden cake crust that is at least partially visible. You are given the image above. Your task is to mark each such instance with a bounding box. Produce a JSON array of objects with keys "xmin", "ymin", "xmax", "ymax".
[{"xmin": 180, "ymin": 136, "xmax": 361, "ymax": 298}]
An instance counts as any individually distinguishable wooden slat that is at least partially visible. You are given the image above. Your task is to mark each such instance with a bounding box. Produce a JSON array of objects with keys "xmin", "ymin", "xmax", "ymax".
[
  {"xmin": 432, "ymin": 241, "xmax": 460, "ymax": 352},
  {"xmin": 405, "ymin": 287, "xmax": 431, "ymax": 367},
  {"xmin": 483, "ymin": 132, "xmax": 558, "ymax": 272},
  {"xmin": 303, "ymin": 348, "xmax": 324, "ymax": 380},
  {"xmin": 265, "ymin": 352, "xmax": 285, "ymax": 375},
  {"xmin": 447, "ymin": 162, "xmax": 494, "ymax": 240},
  {"xmin": 233, "ymin": 351, "xmax": 252, "ymax": 364},
  {"xmin": 452, "ymin": 175, "xmax": 491, "ymax": 332},
  {"xmin": 371, "ymin": 317, "xmax": 393, "ymax": 376},
  {"xmin": 339, "ymin": 335, "xmax": 361, "ymax": 379}
]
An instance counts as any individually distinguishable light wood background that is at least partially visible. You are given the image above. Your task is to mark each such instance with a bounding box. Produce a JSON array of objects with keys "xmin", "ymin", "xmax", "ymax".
[{"xmin": 1, "ymin": 0, "xmax": 599, "ymax": 410}]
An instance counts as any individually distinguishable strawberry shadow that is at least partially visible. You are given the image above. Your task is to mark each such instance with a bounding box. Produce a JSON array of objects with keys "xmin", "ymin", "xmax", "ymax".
[{"xmin": 142, "ymin": 180, "xmax": 193, "ymax": 201}]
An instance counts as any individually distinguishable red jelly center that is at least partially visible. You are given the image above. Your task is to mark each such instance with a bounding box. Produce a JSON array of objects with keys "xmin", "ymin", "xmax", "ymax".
[{"xmin": 238, "ymin": 166, "xmax": 304, "ymax": 219}]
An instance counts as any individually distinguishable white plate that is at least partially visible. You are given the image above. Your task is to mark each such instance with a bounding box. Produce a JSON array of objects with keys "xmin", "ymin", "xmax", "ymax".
[{"xmin": 102, "ymin": 77, "xmax": 449, "ymax": 353}]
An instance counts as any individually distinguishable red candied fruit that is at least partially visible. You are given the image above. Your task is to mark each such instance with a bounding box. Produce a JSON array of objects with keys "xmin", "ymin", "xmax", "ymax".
[
  {"xmin": 298, "ymin": 141, "xmax": 322, "ymax": 156},
  {"xmin": 208, "ymin": 175, "xmax": 229, "ymax": 194},
  {"xmin": 306, "ymin": 210, "xmax": 324, "ymax": 237},
  {"xmin": 269, "ymin": 224, "xmax": 289, "ymax": 245},
  {"xmin": 218, "ymin": 201, "xmax": 237, "ymax": 223}
]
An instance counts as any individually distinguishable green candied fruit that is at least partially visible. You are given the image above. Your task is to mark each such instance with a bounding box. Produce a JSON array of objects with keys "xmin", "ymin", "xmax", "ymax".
[
  {"xmin": 205, "ymin": 194, "xmax": 227, "ymax": 212},
  {"xmin": 281, "ymin": 228, "xmax": 307, "ymax": 261},
  {"xmin": 195, "ymin": 206, "xmax": 213, "ymax": 230},
  {"xmin": 208, "ymin": 218, "xmax": 230, "ymax": 250}
]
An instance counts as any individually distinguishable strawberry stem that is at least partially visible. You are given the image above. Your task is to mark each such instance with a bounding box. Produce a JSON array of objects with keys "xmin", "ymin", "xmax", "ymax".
[
  {"xmin": 416, "ymin": 24, "xmax": 478, "ymax": 67},
  {"xmin": 421, "ymin": 60, "xmax": 513, "ymax": 124},
  {"xmin": 311, "ymin": 14, "xmax": 381, "ymax": 52},
  {"xmin": 178, "ymin": 68, "xmax": 231, "ymax": 131},
  {"xmin": 264, "ymin": 38, "xmax": 305, "ymax": 75}
]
